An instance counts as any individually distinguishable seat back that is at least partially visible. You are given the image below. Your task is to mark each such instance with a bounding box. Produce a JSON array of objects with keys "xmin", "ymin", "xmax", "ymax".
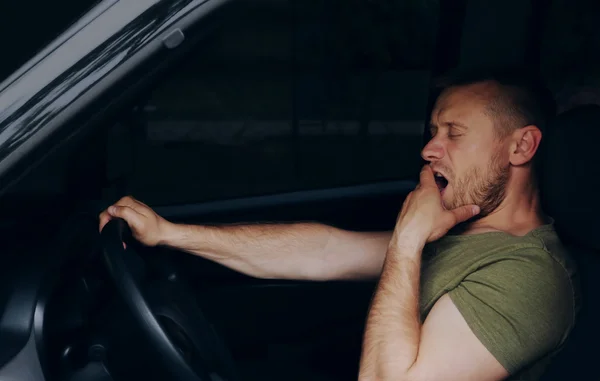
[{"xmin": 539, "ymin": 105, "xmax": 600, "ymax": 380}]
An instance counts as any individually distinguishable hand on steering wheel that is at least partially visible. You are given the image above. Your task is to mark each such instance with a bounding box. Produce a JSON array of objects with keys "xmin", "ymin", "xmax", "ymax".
[{"xmin": 99, "ymin": 196, "xmax": 172, "ymax": 247}]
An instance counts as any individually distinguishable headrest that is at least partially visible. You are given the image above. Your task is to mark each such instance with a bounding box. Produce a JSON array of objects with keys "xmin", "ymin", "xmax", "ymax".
[{"xmin": 540, "ymin": 104, "xmax": 600, "ymax": 251}]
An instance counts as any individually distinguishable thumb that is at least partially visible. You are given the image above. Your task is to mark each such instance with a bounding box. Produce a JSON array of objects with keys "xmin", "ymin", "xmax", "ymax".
[{"xmin": 450, "ymin": 204, "xmax": 480, "ymax": 224}]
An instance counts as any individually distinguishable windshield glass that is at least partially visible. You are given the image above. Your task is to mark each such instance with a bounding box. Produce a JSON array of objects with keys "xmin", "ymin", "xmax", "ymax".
[{"xmin": 0, "ymin": 0, "xmax": 101, "ymax": 83}]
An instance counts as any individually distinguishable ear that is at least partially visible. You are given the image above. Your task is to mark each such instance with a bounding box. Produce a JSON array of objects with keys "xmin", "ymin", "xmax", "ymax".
[{"xmin": 509, "ymin": 125, "xmax": 542, "ymax": 166}]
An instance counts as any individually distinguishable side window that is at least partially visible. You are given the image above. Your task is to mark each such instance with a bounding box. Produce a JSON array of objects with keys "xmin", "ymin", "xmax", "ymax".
[{"xmin": 125, "ymin": 0, "xmax": 440, "ymax": 205}]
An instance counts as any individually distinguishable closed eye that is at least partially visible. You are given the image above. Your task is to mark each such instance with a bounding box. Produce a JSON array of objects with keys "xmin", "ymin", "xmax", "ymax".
[
  {"xmin": 429, "ymin": 123, "xmax": 465, "ymax": 139},
  {"xmin": 448, "ymin": 125, "xmax": 466, "ymax": 139}
]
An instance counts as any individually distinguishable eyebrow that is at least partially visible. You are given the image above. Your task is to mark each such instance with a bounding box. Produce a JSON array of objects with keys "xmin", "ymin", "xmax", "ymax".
[{"xmin": 428, "ymin": 121, "xmax": 469, "ymax": 130}]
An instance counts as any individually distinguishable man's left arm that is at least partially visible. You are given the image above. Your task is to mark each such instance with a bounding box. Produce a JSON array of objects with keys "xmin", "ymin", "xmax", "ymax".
[
  {"xmin": 359, "ymin": 165, "xmax": 508, "ymax": 381},
  {"xmin": 358, "ymin": 239, "xmax": 509, "ymax": 381}
]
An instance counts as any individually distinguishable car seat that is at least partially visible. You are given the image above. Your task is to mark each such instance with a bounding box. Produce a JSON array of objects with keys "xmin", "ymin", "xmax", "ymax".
[{"xmin": 539, "ymin": 104, "xmax": 600, "ymax": 380}]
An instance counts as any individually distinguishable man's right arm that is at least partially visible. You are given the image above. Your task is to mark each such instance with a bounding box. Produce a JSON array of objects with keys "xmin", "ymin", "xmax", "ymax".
[
  {"xmin": 163, "ymin": 222, "xmax": 391, "ymax": 281},
  {"xmin": 99, "ymin": 196, "xmax": 391, "ymax": 281}
]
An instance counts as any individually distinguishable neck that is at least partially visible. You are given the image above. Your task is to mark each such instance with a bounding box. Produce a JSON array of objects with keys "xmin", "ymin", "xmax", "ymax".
[{"xmin": 459, "ymin": 176, "xmax": 548, "ymax": 237}]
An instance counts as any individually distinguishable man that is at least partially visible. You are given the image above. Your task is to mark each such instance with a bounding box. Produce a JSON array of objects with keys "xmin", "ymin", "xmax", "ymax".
[{"xmin": 99, "ymin": 69, "xmax": 578, "ymax": 381}]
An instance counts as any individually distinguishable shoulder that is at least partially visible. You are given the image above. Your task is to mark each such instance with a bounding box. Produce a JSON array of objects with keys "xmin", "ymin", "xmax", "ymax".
[
  {"xmin": 447, "ymin": 238, "xmax": 577, "ymax": 374},
  {"xmin": 438, "ymin": 226, "xmax": 577, "ymax": 298},
  {"xmin": 463, "ymin": 230, "xmax": 576, "ymax": 320},
  {"xmin": 475, "ymin": 243, "xmax": 576, "ymax": 315},
  {"xmin": 459, "ymin": 224, "xmax": 576, "ymax": 293},
  {"xmin": 480, "ymin": 227, "xmax": 577, "ymax": 306}
]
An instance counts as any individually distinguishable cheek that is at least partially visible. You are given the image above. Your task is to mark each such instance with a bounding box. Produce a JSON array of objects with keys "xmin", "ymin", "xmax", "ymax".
[
  {"xmin": 448, "ymin": 142, "xmax": 482, "ymax": 176},
  {"xmin": 453, "ymin": 140, "xmax": 495, "ymax": 168},
  {"xmin": 463, "ymin": 140, "xmax": 486, "ymax": 156}
]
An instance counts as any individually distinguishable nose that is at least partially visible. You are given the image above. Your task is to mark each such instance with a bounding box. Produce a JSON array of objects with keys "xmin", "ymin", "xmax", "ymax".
[{"xmin": 421, "ymin": 137, "xmax": 445, "ymax": 163}]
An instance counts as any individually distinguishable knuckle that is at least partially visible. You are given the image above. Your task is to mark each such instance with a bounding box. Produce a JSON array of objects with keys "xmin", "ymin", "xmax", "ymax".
[{"xmin": 119, "ymin": 195, "xmax": 134, "ymax": 203}]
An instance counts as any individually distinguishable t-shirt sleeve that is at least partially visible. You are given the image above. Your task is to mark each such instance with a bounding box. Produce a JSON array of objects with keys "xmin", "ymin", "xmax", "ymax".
[{"xmin": 448, "ymin": 247, "xmax": 576, "ymax": 374}]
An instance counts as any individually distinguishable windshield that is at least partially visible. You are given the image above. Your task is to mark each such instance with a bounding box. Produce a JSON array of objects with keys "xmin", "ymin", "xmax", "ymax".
[{"xmin": 0, "ymin": 0, "xmax": 101, "ymax": 83}]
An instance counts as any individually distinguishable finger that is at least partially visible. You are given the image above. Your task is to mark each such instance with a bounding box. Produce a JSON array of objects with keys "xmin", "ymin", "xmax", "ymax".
[
  {"xmin": 419, "ymin": 165, "xmax": 436, "ymax": 188},
  {"xmin": 98, "ymin": 211, "xmax": 112, "ymax": 232},
  {"xmin": 450, "ymin": 204, "xmax": 480, "ymax": 224},
  {"xmin": 118, "ymin": 196, "xmax": 152, "ymax": 217},
  {"xmin": 116, "ymin": 196, "xmax": 139, "ymax": 209},
  {"xmin": 108, "ymin": 205, "xmax": 146, "ymax": 231}
]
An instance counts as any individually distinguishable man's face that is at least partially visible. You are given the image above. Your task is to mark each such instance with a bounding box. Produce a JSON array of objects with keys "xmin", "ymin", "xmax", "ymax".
[{"xmin": 422, "ymin": 83, "xmax": 511, "ymax": 216}]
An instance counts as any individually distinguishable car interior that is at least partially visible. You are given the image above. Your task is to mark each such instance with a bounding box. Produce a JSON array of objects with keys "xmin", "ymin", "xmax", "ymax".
[{"xmin": 0, "ymin": 0, "xmax": 599, "ymax": 380}]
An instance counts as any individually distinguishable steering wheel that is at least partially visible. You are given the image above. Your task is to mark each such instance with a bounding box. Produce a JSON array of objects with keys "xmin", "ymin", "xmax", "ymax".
[{"xmin": 100, "ymin": 218, "xmax": 240, "ymax": 381}]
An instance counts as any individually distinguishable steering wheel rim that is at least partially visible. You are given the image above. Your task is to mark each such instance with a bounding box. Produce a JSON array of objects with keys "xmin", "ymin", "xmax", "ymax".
[{"xmin": 101, "ymin": 218, "xmax": 238, "ymax": 381}]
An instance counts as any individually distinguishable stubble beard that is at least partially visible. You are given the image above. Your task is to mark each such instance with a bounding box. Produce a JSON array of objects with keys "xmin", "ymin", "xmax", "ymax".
[{"xmin": 446, "ymin": 149, "xmax": 510, "ymax": 219}]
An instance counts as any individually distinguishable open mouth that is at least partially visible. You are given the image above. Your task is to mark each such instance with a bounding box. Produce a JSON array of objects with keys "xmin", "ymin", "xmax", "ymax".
[{"xmin": 434, "ymin": 172, "xmax": 448, "ymax": 192}]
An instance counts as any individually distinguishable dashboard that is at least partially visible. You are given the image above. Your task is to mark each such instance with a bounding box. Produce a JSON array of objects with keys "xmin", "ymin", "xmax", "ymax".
[{"xmin": 0, "ymin": 214, "xmax": 130, "ymax": 381}]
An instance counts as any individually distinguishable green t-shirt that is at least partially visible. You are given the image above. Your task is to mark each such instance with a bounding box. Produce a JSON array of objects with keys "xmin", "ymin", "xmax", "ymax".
[{"xmin": 420, "ymin": 223, "xmax": 579, "ymax": 380}]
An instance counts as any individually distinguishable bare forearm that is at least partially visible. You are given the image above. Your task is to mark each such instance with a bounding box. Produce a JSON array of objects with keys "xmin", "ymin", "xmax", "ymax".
[
  {"xmin": 359, "ymin": 237, "xmax": 424, "ymax": 381},
  {"xmin": 161, "ymin": 221, "xmax": 391, "ymax": 281}
]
